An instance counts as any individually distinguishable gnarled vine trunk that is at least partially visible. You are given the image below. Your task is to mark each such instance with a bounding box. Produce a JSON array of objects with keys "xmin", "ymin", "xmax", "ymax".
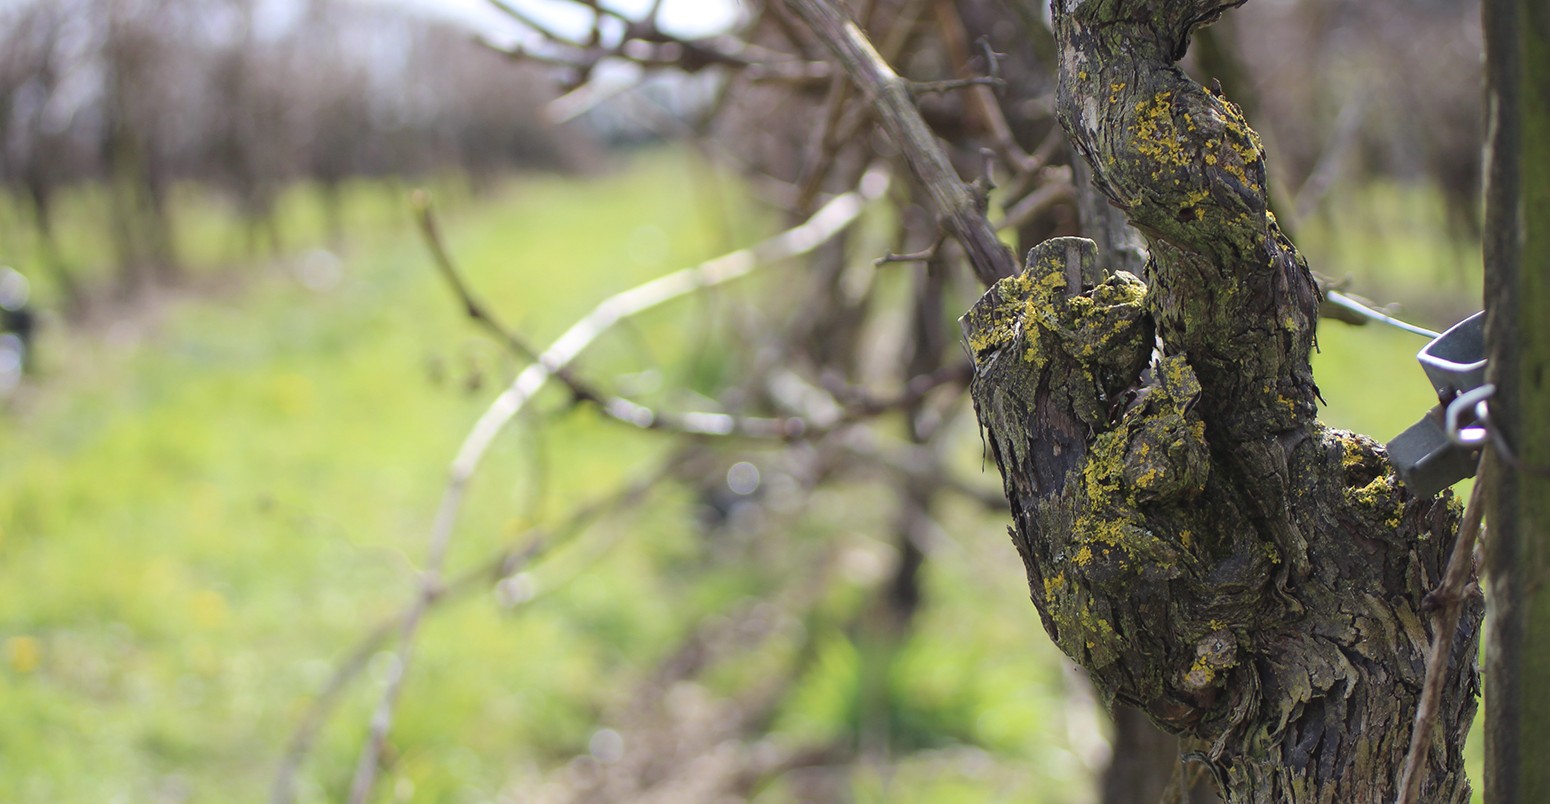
[{"xmin": 964, "ymin": 2, "xmax": 1482, "ymax": 801}]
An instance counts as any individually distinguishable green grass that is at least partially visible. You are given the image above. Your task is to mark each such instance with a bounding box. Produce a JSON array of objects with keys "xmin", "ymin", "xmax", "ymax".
[
  {"xmin": 0, "ymin": 153, "xmax": 767, "ymax": 800},
  {"xmin": 0, "ymin": 152, "xmax": 1091, "ymax": 802},
  {"xmin": 1297, "ymin": 180, "xmax": 1483, "ymax": 330},
  {"xmin": 0, "ymin": 156, "xmax": 1485, "ymax": 802}
]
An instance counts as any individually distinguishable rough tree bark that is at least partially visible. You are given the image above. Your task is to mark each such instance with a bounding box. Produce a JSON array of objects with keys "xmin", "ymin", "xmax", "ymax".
[
  {"xmin": 963, "ymin": 2, "xmax": 1482, "ymax": 801},
  {"xmin": 1073, "ymin": 153, "xmax": 1216, "ymax": 804},
  {"xmin": 1482, "ymin": 0, "xmax": 1550, "ymax": 799}
]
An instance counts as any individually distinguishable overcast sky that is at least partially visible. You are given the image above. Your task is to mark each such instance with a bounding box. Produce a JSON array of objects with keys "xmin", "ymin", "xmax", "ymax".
[{"xmin": 387, "ymin": 0, "xmax": 744, "ymax": 41}]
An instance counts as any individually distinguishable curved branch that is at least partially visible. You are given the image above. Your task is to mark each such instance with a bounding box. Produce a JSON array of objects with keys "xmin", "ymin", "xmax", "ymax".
[
  {"xmin": 344, "ymin": 167, "xmax": 890, "ymax": 803},
  {"xmin": 782, "ymin": 0, "xmax": 1018, "ymax": 286}
]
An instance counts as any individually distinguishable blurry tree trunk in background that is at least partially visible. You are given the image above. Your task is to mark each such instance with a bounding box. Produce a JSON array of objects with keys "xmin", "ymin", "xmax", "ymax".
[
  {"xmin": 964, "ymin": 0, "xmax": 1481, "ymax": 800},
  {"xmin": 1103, "ymin": 705, "xmax": 1189, "ymax": 804},
  {"xmin": 318, "ymin": 181, "xmax": 346, "ymax": 249},
  {"xmin": 101, "ymin": 0, "xmax": 181, "ymax": 292},
  {"xmin": 211, "ymin": 0, "xmax": 288, "ymax": 260},
  {"xmin": 1482, "ymin": 0, "xmax": 1550, "ymax": 799},
  {"xmin": 857, "ymin": 250, "xmax": 947, "ymax": 762},
  {"xmin": 7, "ymin": 5, "xmax": 85, "ymax": 316},
  {"xmin": 25, "ymin": 183, "xmax": 84, "ymax": 317}
]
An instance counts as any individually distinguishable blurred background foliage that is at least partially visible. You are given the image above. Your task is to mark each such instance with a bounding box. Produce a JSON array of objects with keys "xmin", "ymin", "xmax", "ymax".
[{"xmin": 0, "ymin": 0, "xmax": 1487, "ymax": 801}]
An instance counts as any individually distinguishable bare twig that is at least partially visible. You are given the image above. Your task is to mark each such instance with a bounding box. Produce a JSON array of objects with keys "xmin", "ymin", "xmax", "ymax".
[
  {"xmin": 875, "ymin": 233, "xmax": 946, "ymax": 266},
  {"xmin": 875, "ymin": 248, "xmax": 939, "ymax": 266},
  {"xmin": 994, "ymin": 175, "xmax": 1076, "ymax": 232},
  {"xmin": 932, "ymin": 1, "xmax": 1046, "ymax": 179},
  {"xmin": 792, "ymin": 0, "xmax": 918, "ymax": 216},
  {"xmin": 740, "ymin": 59, "xmax": 833, "ymax": 84},
  {"xmin": 414, "ymin": 189, "xmax": 808, "ymax": 439},
  {"xmin": 344, "ymin": 166, "xmax": 890, "ymax": 804},
  {"xmin": 423, "ymin": 178, "xmax": 967, "ymax": 445},
  {"xmin": 486, "ymin": 0, "xmax": 585, "ymax": 48},
  {"xmin": 821, "ymin": 361, "xmax": 972, "ymax": 416},
  {"xmin": 794, "ymin": 73, "xmax": 857, "ymax": 214},
  {"xmin": 908, "ymin": 75, "xmax": 1006, "ymax": 95},
  {"xmin": 487, "ymin": 0, "xmax": 805, "ymax": 79},
  {"xmin": 411, "ymin": 190, "xmax": 590, "ymax": 397},
  {"xmin": 272, "ymin": 456, "xmax": 680, "ymax": 804},
  {"xmin": 837, "ymin": 430, "xmax": 1006, "ymax": 512},
  {"xmin": 271, "ymin": 617, "xmax": 403, "ymax": 804},
  {"xmin": 1396, "ymin": 459, "xmax": 1489, "ymax": 804},
  {"xmin": 1292, "ymin": 88, "xmax": 1368, "ymax": 222},
  {"xmin": 782, "ymin": 0, "xmax": 1018, "ymax": 286}
]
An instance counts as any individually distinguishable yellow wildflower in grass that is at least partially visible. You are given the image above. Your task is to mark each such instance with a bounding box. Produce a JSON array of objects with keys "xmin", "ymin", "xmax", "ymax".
[{"xmin": 6, "ymin": 635, "xmax": 40, "ymax": 674}]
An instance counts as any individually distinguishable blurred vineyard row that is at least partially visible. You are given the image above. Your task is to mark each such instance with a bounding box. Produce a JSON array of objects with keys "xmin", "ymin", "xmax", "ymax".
[{"xmin": 0, "ymin": 0, "xmax": 581, "ymax": 311}]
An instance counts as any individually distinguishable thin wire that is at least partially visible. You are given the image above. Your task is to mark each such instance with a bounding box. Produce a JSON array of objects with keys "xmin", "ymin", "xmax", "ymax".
[{"xmin": 1324, "ymin": 289, "xmax": 1442, "ymax": 339}]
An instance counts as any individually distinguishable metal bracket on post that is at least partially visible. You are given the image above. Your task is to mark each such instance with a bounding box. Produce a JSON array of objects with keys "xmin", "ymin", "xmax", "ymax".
[{"xmin": 1385, "ymin": 312, "xmax": 1488, "ymax": 497}]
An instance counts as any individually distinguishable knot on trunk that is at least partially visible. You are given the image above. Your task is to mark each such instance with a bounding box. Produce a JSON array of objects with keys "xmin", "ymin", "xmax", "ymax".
[
  {"xmin": 964, "ymin": 4, "xmax": 1484, "ymax": 799},
  {"xmin": 965, "ymin": 240, "xmax": 1263, "ymax": 735}
]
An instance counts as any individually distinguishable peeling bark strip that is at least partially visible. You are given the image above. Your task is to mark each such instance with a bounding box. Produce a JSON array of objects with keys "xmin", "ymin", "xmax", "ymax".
[{"xmin": 965, "ymin": 3, "xmax": 1482, "ymax": 802}]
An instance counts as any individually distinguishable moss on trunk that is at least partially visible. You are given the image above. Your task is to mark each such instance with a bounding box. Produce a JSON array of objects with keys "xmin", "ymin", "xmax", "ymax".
[{"xmin": 964, "ymin": 2, "xmax": 1482, "ymax": 801}]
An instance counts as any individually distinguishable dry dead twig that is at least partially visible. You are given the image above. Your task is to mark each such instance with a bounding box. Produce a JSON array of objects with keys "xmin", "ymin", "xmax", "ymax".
[
  {"xmin": 343, "ymin": 166, "xmax": 890, "ymax": 804},
  {"xmin": 272, "ymin": 456, "xmax": 683, "ymax": 804},
  {"xmin": 1396, "ymin": 459, "xmax": 1489, "ymax": 804},
  {"xmin": 781, "ymin": 0, "xmax": 1018, "ymax": 286}
]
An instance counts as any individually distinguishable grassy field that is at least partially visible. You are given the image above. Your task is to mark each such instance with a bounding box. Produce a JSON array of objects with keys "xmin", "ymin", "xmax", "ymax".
[{"xmin": 0, "ymin": 152, "xmax": 1483, "ymax": 802}]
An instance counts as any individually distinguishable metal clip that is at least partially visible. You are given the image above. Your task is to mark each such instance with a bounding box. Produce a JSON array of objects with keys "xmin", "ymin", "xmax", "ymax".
[
  {"xmin": 1385, "ymin": 312, "xmax": 1486, "ymax": 497},
  {"xmin": 1444, "ymin": 383, "xmax": 1495, "ymax": 448},
  {"xmin": 1418, "ymin": 312, "xmax": 1487, "ymax": 399}
]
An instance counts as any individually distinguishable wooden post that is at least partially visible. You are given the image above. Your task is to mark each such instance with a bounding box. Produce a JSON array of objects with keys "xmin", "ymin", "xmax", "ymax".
[{"xmin": 1482, "ymin": 0, "xmax": 1550, "ymax": 800}]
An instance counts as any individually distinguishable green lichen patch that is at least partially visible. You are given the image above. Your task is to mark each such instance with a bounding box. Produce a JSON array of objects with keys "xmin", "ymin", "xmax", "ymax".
[
  {"xmin": 1131, "ymin": 89, "xmax": 1191, "ymax": 178},
  {"xmin": 960, "ymin": 269, "xmax": 1041, "ymax": 357},
  {"xmin": 1333, "ymin": 430, "xmax": 1384, "ymax": 487},
  {"xmin": 1347, "ymin": 473, "xmax": 1406, "ymax": 530},
  {"xmin": 1054, "ymin": 356, "xmax": 1210, "ymax": 588},
  {"xmin": 1045, "ymin": 584, "xmax": 1124, "ymax": 669},
  {"xmin": 1324, "ymin": 429, "xmax": 1410, "ymax": 529},
  {"xmin": 961, "ymin": 238, "xmax": 1153, "ymax": 428},
  {"xmin": 1181, "ymin": 628, "xmax": 1239, "ymax": 692},
  {"xmin": 1085, "ymin": 355, "xmax": 1210, "ymax": 508}
]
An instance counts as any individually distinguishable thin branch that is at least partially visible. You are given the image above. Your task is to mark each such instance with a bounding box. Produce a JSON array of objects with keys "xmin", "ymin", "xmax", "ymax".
[
  {"xmin": 822, "ymin": 362, "xmax": 972, "ymax": 418},
  {"xmin": 875, "ymin": 248, "xmax": 939, "ymax": 266},
  {"xmin": 792, "ymin": 0, "xmax": 918, "ymax": 216},
  {"xmin": 488, "ymin": 0, "xmax": 804, "ymax": 78},
  {"xmin": 411, "ymin": 190, "xmax": 584, "ymax": 394},
  {"xmin": 344, "ymin": 166, "xmax": 890, "ymax": 804},
  {"xmin": 271, "ymin": 616, "xmax": 403, "ymax": 804},
  {"xmin": 908, "ymin": 75, "xmax": 1006, "ymax": 95},
  {"xmin": 1292, "ymin": 88, "xmax": 1368, "ymax": 222},
  {"xmin": 794, "ymin": 72, "xmax": 856, "ymax": 214},
  {"xmin": 740, "ymin": 60, "xmax": 833, "ymax": 84},
  {"xmin": 486, "ymin": 0, "xmax": 586, "ymax": 48},
  {"xmin": 837, "ymin": 430, "xmax": 1007, "ymax": 512},
  {"xmin": 1396, "ymin": 458, "xmax": 1489, "ymax": 804},
  {"xmin": 272, "ymin": 456, "xmax": 679, "ymax": 804},
  {"xmin": 875, "ymin": 233, "xmax": 946, "ymax": 266},
  {"xmin": 782, "ymin": 0, "xmax": 1018, "ymax": 286},
  {"xmin": 414, "ymin": 190, "xmax": 806, "ymax": 439},
  {"xmin": 932, "ymin": 1, "xmax": 1047, "ymax": 179},
  {"xmin": 421, "ymin": 181, "xmax": 966, "ymax": 444},
  {"xmin": 994, "ymin": 175, "xmax": 1075, "ymax": 232}
]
